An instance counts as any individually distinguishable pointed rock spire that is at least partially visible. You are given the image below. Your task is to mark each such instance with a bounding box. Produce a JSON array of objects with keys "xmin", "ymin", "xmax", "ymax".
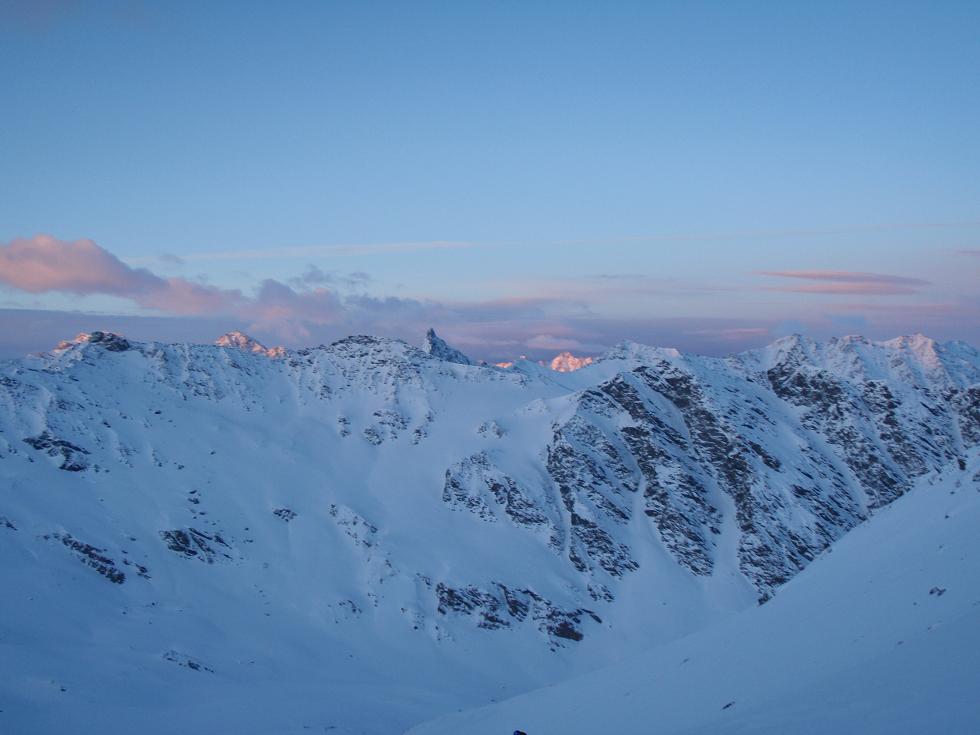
[{"xmin": 421, "ymin": 328, "xmax": 472, "ymax": 365}]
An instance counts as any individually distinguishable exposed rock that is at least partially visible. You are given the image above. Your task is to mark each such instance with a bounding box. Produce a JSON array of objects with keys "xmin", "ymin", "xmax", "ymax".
[
  {"xmin": 273, "ymin": 508, "xmax": 297, "ymax": 522},
  {"xmin": 160, "ymin": 528, "xmax": 231, "ymax": 563},
  {"xmin": 55, "ymin": 331, "xmax": 131, "ymax": 352},
  {"xmin": 435, "ymin": 581, "xmax": 600, "ymax": 647},
  {"xmin": 57, "ymin": 534, "xmax": 125, "ymax": 583},
  {"xmin": 421, "ymin": 328, "xmax": 472, "ymax": 365},
  {"xmin": 162, "ymin": 650, "xmax": 213, "ymax": 673},
  {"xmin": 23, "ymin": 431, "xmax": 89, "ymax": 472}
]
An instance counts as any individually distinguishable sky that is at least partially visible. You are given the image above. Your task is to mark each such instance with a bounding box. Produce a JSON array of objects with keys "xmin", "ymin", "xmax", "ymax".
[{"xmin": 1, "ymin": 0, "xmax": 978, "ymax": 360}]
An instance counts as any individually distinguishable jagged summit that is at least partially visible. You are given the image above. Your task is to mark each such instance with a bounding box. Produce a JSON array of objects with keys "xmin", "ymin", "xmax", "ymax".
[
  {"xmin": 0, "ymin": 325, "xmax": 977, "ymax": 733},
  {"xmin": 215, "ymin": 330, "xmax": 285, "ymax": 358},
  {"xmin": 421, "ymin": 328, "xmax": 472, "ymax": 365},
  {"xmin": 54, "ymin": 331, "xmax": 131, "ymax": 352},
  {"xmin": 548, "ymin": 352, "xmax": 595, "ymax": 372}
]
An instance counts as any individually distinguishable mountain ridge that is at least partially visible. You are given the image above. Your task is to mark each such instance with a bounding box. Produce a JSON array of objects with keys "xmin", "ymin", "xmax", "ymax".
[{"xmin": 0, "ymin": 328, "xmax": 977, "ymax": 733}]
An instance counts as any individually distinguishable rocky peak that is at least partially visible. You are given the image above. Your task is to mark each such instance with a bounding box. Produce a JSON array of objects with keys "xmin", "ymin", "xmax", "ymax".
[
  {"xmin": 548, "ymin": 352, "xmax": 595, "ymax": 372},
  {"xmin": 421, "ymin": 328, "xmax": 472, "ymax": 365},
  {"xmin": 54, "ymin": 331, "xmax": 131, "ymax": 352},
  {"xmin": 214, "ymin": 331, "xmax": 285, "ymax": 358}
]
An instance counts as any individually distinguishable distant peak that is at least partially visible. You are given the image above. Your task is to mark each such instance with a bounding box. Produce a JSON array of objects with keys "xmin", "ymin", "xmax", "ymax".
[
  {"xmin": 883, "ymin": 332, "xmax": 935, "ymax": 349},
  {"xmin": 54, "ymin": 331, "xmax": 130, "ymax": 352},
  {"xmin": 881, "ymin": 333, "xmax": 941, "ymax": 368},
  {"xmin": 770, "ymin": 333, "xmax": 811, "ymax": 349},
  {"xmin": 603, "ymin": 340, "xmax": 681, "ymax": 362},
  {"xmin": 421, "ymin": 328, "xmax": 472, "ymax": 365},
  {"xmin": 215, "ymin": 331, "xmax": 285, "ymax": 358},
  {"xmin": 547, "ymin": 351, "xmax": 595, "ymax": 372}
]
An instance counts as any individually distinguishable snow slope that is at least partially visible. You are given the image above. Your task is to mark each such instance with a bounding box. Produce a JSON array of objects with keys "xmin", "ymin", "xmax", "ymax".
[
  {"xmin": 409, "ymin": 460, "xmax": 980, "ymax": 734},
  {"xmin": 0, "ymin": 329, "xmax": 976, "ymax": 734}
]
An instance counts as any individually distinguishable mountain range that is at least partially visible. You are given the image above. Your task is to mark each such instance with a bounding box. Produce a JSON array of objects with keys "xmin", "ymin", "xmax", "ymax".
[{"xmin": 0, "ymin": 328, "xmax": 977, "ymax": 734}]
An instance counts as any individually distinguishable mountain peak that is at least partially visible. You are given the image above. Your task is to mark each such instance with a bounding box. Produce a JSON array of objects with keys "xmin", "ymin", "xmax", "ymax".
[
  {"xmin": 215, "ymin": 331, "xmax": 285, "ymax": 358},
  {"xmin": 602, "ymin": 340, "xmax": 681, "ymax": 362},
  {"xmin": 421, "ymin": 328, "xmax": 472, "ymax": 365},
  {"xmin": 548, "ymin": 351, "xmax": 595, "ymax": 372},
  {"xmin": 54, "ymin": 331, "xmax": 131, "ymax": 353}
]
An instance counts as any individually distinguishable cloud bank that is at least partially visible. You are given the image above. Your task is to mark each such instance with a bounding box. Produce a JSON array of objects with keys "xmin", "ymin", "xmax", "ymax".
[
  {"xmin": 760, "ymin": 270, "xmax": 930, "ymax": 295},
  {"xmin": 0, "ymin": 235, "xmax": 976, "ymax": 360},
  {"xmin": 0, "ymin": 235, "xmax": 246, "ymax": 314}
]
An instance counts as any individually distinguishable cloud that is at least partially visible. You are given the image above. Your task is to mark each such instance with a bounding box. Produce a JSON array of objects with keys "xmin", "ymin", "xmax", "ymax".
[
  {"xmin": 246, "ymin": 279, "xmax": 345, "ymax": 341},
  {"xmin": 525, "ymin": 334, "xmax": 584, "ymax": 350},
  {"xmin": 687, "ymin": 326, "xmax": 772, "ymax": 341},
  {"xmin": 0, "ymin": 235, "xmax": 159, "ymax": 295},
  {"xmin": 288, "ymin": 264, "xmax": 373, "ymax": 290},
  {"xmin": 759, "ymin": 270, "xmax": 929, "ymax": 295},
  {"xmin": 0, "ymin": 238, "xmax": 783, "ymax": 359},
  {"xmin": 1, "ymin": 235, "xmax": 976, "ymax": 362},
  {"xmin": 153, "ymin": 240, "xmax": 472, "ymax": 264},
  {"xmin": 0, "ymin": 235, "xmax": 249, "ymax": 316},
  {"xmin": 0, "ymin": 236, "xmax": 465, "ymax": 345},
  {"xmin": 956, "ymin": 249, "xmax": 980, "ymax": 257}
]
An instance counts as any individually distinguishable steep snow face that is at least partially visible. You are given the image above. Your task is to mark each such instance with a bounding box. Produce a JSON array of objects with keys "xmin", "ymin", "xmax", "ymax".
[
  {"xmin": 421, "ymin": 328, "xmax": 472, "ymax": 365},
  {"xmin": 409, "ymin": 460, "xmax": 980, "ymax": 735},
  {"xmin": 0, "ymin": 331, "xmax": 977, "ymax": 734}
]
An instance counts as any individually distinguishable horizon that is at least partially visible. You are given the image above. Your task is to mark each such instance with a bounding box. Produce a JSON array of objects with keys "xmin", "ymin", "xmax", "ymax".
[
  {"xmin": 4, "ymin": 321, "xmax": 975, "ymax": 366},
  {"xmin": 2, "ymin": 2, "xmax": 978, "ymax": 359}
]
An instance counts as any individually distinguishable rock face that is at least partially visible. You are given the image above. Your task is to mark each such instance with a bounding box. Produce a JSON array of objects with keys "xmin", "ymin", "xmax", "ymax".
[
  {"xmin": 0, "ymin": 330, "xmax": 977, "ymax": 733},
  {"xmin": 55, "ymin": 330, "xmax": 131, "ymax": 352},
  {"xmin": 421, "ymin": 328, "xmax": 472, "ymax": 365}
]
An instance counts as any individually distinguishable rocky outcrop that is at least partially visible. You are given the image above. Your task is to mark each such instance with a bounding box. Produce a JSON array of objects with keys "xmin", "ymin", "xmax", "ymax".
[
  {"xmin": 421, "ymin": 328, "xmax": 472, "ymax": 365},
  {"xmin": 23, "ymin": 431, "xmax": 90, "ymax": 472},
  {"xmin": 435, "ymin": 581, "xmax": 600, "ymax": 648},
  {"xmin": 160, "ymin": 528, "xmax": 231, "ymax": 563}
]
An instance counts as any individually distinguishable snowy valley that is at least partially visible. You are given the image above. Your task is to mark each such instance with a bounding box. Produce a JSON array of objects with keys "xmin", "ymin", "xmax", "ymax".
[{"xmin": 0, "ymin": 328, "xmax": 977, "ymax": 734}]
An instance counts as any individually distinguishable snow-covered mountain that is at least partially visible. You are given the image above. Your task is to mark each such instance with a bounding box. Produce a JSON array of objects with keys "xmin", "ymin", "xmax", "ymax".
[
  {"xmin": 410, "ymin": 458, "xmax": 980, "ymax": 735},
  {"xmin": 0, "ymin": 328, "xmax": 977, "ymax": 734},
  {"xmin": 214, "ymin": 330, "xmax": 286, "ymax": 358},
  {"xmin": 547, "ymin": 351, "xmax": 594, "ymax": 372}
]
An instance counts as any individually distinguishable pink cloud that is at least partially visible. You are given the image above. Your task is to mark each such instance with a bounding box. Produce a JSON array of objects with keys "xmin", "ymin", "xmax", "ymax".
[
  {"xmin": 0, "ymin": 235, "xmax": 245, "ymax": 314},
  {"xmin": 0, "ymin": 235, "xmax": 160, "ymax": 295},
  {"xmin": 759, "ymin": 270, "xmax": 929, "ymax": 295},
  {"xmin": 0, "ymin": 235, "xmax": 360, "ymax": 341},
  {"xmin": 246, "ymin": 280, "xmax": 345, "ymax": 340},
  {"xmin": 1, "ymin": 236, "xmax": 975, "ymax": 361}
]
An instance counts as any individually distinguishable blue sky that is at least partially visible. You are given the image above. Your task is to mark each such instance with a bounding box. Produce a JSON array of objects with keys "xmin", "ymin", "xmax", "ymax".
[{"xmin": 1, "ymin": 1, "xmax": 978, "ymax": 359}]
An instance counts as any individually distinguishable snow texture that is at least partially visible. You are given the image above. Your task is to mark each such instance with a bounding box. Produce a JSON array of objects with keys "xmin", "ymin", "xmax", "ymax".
[
  {"xmin": 409, "ymin": 459, "xmax": 980, "ymax": 735},
  {"xmin": 0, "ymin": 330, "xmax": 976, "ymax": 734}
]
